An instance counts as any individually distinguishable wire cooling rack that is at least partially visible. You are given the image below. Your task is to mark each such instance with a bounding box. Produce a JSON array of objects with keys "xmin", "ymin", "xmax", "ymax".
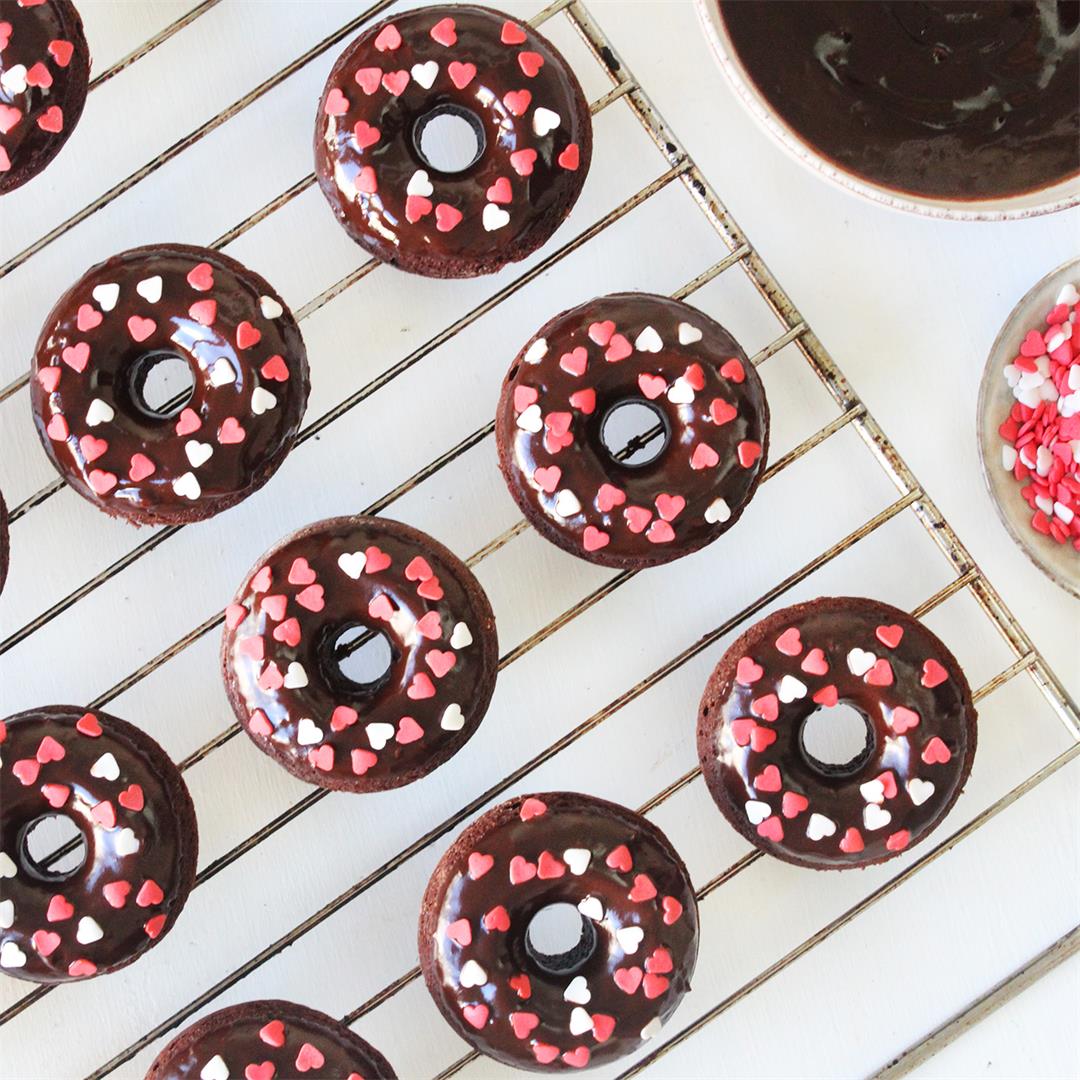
[{"xmin": 1, "ymin": 1, "xmax": 1078, "ymax": 1077}]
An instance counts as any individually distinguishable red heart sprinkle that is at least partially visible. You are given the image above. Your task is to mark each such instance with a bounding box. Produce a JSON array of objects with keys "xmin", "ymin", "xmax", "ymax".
[
  {"xmin": 49, "ymin": 39, "xmax": 74, "ymax": 66},
  {"xmin": 509, "ymin": 855, "xmax": 537, "ymax": 885},
  {"xmin": 533, "ymin": 1044, "xmax": 558, "ymax": 1065},
  {"xmin": 91, "ymin": 799, "xmax": 116, "ymax": 828},
  {"xmin": 605, "ymin": 844, "xmax": 632, "ymax": 872},
  {"xmin": 331, "ymin": 706, "xmax": 358, "ymax": 732},
  {"xmin": 127, "ymin": 316, "xmax": 156, "ymax": 343},
  {"xmin": 569, "ymin": 387, "xmax": 596, "ymax": 414},
  {"xmin": 448, "ymin": 61, "xmax": 476, "ymax": 89},
  {"xmin": 79, "ymin": 434, "xmax": 108, "ymax": 463},
  {"xmin": 356, "ymin": 165, "xmax": 377, "ymax": 194},
  {"xmin": 296, "ymin": 585, "xmax": 325, "ymax": 612},
  {"xmin": 354, "ymin": 67, "xmax": 381, "ymax": 94},
  {"xmin": 365, "ymin": 545, "xmax": 392, "ymax": 572},
  {"xmin": 501, "ymin": 20, "xmax": 527, "ymax": 44},
  {"xmin": 534, "ymin": 465, "xmax": 561, "ymax": 493},
  {"xmin": 258, "ymin": 663, "xmax": 284, "ymax": 691},
  {"xmin": 812, "ymin": 684, "xmax": 839, "ymax": 707},
  {"xmin": 416, "ymin": 611, "xmax": 442, "ymax": 639},
  {"xmin": 801, "ymin": 648, "xmax": 829, "ymax": 676},
  {"xmin": 430, "ymin": 16, "xmax": 457, "ymax": 46},
  {"xmin": 518, "ymin": 51, "xmax": 544, "ymax": 77},
  {"xmin": 238, "ymin": 636, "xmax": 264, "ymax": 661},
  {"xmin": 562, "ymin": 1048, "xmax": 590, "ymax": 1069},
  {"xmin": 261, "ymin": 594, "xmax": 287, "ymax": 621},
  {"xmin": 42, "ymin": 783, "xmax": 70, "ymax": 808},
  {"xmin": 537, "ymin": 850, "xmax": 566, "ymax": 879},
  {"xmin": 591, "ymin": 1014, "xmax": 616, "ymax": 1042},
  {"xmin": 750, "ymin": 726, "xmax": 777, "ymax": 752},
  {"xmin": 102, "ymin": 881, "xmax": 131, "ymax": 908},
  {"xmin": 68, "ymin": 959, "xmax": 97, "ymax": 977},
  {"xmin": 13, "ymin": 758, "xmax": 40, "ymax": 785},
  {"xmin": 513, "ymin": 385, "xmax": 537, "ymax": 413},
  {"xmin": 186, "ymin": 262, "xmax": 214, "ymax": 290},
  {"xmin": 36, "ymin": 105, "xmax": 63, "ymax": 132},
  {"xmin": 405, "ymin": 195, "xmax": 432, "ymax": 224},
  {"xmin": 736, "ymin": 656, "xmax": 763, "ymax": 685},
  {"xmin": 295, "ymin": 1043, "xmax": 325, "ymax": 1073},
  {"xmin": 583, "ymin": 526, "xmax": 610, "ymax": 552},
  {"xmin": 840, "ymin": 827, "xmax": 864, "ymax": 854},
  {"xmin": 890, "ymin": 706, "xmax": 920, "ymax": 734},
  {"xmin": 876, "ymin": 771, "xmax": 898, "ymax": 799},
  {"xmin": 25, "ymin": 62, "xmax": 52, "ymax": 88},
  {"xmin": 175, "ymin": 408, "xmax": 201, "ymax": 435},
  {"xmin": 261, "ymin": 355, "xmax": 289, "ymax": 381},
  {"xmin": 655, "ymin": 493, "xmax": 685, "ymax": 521},
  {"xmin": 753, "ymin": 764, "xmax": 781, "ymax": 792},
  {"xmin": 637, "ymin": 373, "xmax": 666, "ymax": 399},
  {"xmin": 323, "ymin": 87, "xmax": 349, "ymax": 115},
  {"xmin": 426, "ymin": 650, "xmax": 456, "ymax": 678},
  {"xmin": 509, "ymin": 1012, "xmax": 539, "ymax": 1039},
  {"xmin": 88, "ymin": 470, "xmax": 118, "ymax": 496},
  {"xmin": 560, "ymin": 346, "xmax": 588, "ymax": 376},
  {"xmin": 396, "ymin": 716, "xmax": 424, "ymax": 744},
  {"xmin": 38, "ymin": 367, "xmax": 62, "ymax": 392},
  {"xmin": 875, "ymin": 624, "xmax": 904, "ymax": 649},
  {"xmin": 720, "ymin": 357, "xmax": 746, "ymax": 382},
  {"xmin": 407, "ymin": 673, "xmax": 435, "ymax": 700},
  {"xmin": 446, "ymin": 918, "xmax": 472, "ymax": 946},
  {"xmin": 418, "ymin": 576, "xmax": 444, "ymax": 601},
  {"xmin": 729, "ymin": 718, "xmax": 755, "ymax": 747},
  {"xmin": 886, "ymin": 829, "xmax": 911, "ymax": 852},
  {"xmin": 614, "ymin": 966, "xmax": 643, "ymax": 994},
  {"xmin": 31, "ymin": 930, "xmax": 61, "ymax": 957},
  {"xmin": 589, "ymin": 320, "xmax": 615, "ymax": 346},
  {"xmin": 0, "ymin": 104, "xmax": 21, "ymax": 135},
  {"xmin": 595, "ymin": 483, "xmax": 625, "ymax": 512},
  {"xmin": 136, "ymin": 879, "xmax": 164, "ymax": 907},
  {"xmin": 36, "ymin": 735, "xmax": 65, "ymax": 763},
  {"xmin": 558, "ymin": 143, "xmax": 580, "ymax": 171},
  {"xmin": 367, "ymin": 594, "xmax": 393, "ymax": 622},
  {"xmin": 1020, "ymin": 329, "xmax": 1046, "ymax": 357},
  {"xmin": 374, "ymin": 22, "xmax": 401, "ymax": 51},
  {"xmin": 662, "ymin": 895, "xmax": 683, "ymax": 924},
  {"xmin": 504, "ymin": 89, "xmax": 533, "ymax": 116},
  {"xmin": 487, "ymin": 176, "xmax": 513, "ymax": 204},
  {"xmin": 353, "ymin": 120, "xmax": 380, "ymax": 149},
  {"xmin": 520, "ymin": 797, "xmax": 547, "ymax": 820},
  {"xmin": 272, "ymin": 618, "xmax": 301, "ymax": 647},
  {"xmin": 236, "ymin": 321, "xmax": 261, "ymax": 350},
  {"xmin": 435, "ymin": 203, "xmax": 463, "ymax": 233},
  {"xmin": 382, "ymin": 70, "xmax": 410, "ymax": 96},
  {"xmin": 751, "ymin": 694, "xmax": 779, "ymax": 721},
  {"xmin": 921, "ymin": 737, "xmax": 952, "ymax": 765},
  {"xmin": 921, "ymin": 659, "xmax": 948, "ymax": 688},
  {"xmin": 218, "ymin": 417, "xmax": 246, "ymax": 445},
  {"xmin": 245, "ymin": 1063, "xmax": 274, "ymax": 1080},
  {"xmin": 118, "ymin": 784, "xmax": 144, "ymax": 812},
  {"xmin": 865, "ymin": 658, "xmax": 894, "ymax": 686},
  {"xmin": 691, "ymin": 443, "xmax": 719, "ymax": 469},
  {"xmin": 62, "ymin": 342, "xmax": 90, "ymax": 372},
  {"xmin": 143, "ymin": 914, "xmax": 167, "ymax": 939},
  {"xmin": 76, "ymin": 713, "xmax": 102, "ymax": 737},
  {"xmin": 188, "ymin": 299, "xmax": 216, "ymax": 326},
  {"xmin": 351, "ymin": 749, "xmax": 377, "ymax": 775},
  {"xmin": 684, "ymin": 363, "xmax": 706, "ymax": 389},
  {"xmin": 46, "ymin": 414, "xmax": 69, "ymax": 441},
  {"xmin": 129, "ymin": 453, "xmax": 156, "ymax": 482},
  {"xmin": 629, "ymin": 873, "xmax": 657, "ymax": 902},
  {"xmin": 646, "ymin": 519, "xmax": 675, "ymax": 544},
  {"xmin": 509, "ymin": 973, "xmax": 532, "ymax": 998},
  {"xmin": 483, "ymin": 905, "xmax": 510, "ymax": 932},
  {"xmin": 775, "ymin": 627, "xmax": 802, "ymax": 656},
  {"xmin": 605, "ymin": 333, "xmax": 632, "ymax": 362},
  {"xmin": 782, "ymin": 791, "xmax": 809, "ymax": 818},
  {"xmin": 76, "ymin": 303, "xmax": 102, "ymax": 332},
  {"xmin": 468, "ymin": 852, "xmax": 494, "ymax": 879},
  {"xmin": 47, "ymin": 894, "xmax": 74, "ymax": 922},
  {"xmin": 248, "ymin": 710, "xmax": 273, "ymax": 736},
  {"xmin": 405, "ymin": 556, "xmax": 433, "ymax": 581},
  {"xmin": 737, "ymin": 440, "xmax": 762, "ymax": 468},
  {"xmin": 757, "ymin": 815, "xmax": 784, "ymax": 842}
]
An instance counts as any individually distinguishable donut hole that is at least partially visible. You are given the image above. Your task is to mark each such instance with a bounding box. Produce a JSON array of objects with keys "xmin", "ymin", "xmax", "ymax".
[
  {"xmin": 18, "ymin": 813, "xmax": 88, "ymax": 881},
  {"xmin": 125, "ymin": 350, "xmax": 195, "ymax": 420},
  {"xmin": 413, "ymin": 105, "xmax": 486, "ymax": 174},
  {"xmin": 525, "ymin": 902, "xmax": 597, "ymax": 976},
  {"xmin": 323, "ymin": 622, "xmax": 396, "ymax": 695},
  {"xmin": 799, "ymin": 703, "xmax": 875, "ymax": 777},
  {"xmin": 599, "ymin": 399, "xmax": 670, "ymax": 467}
]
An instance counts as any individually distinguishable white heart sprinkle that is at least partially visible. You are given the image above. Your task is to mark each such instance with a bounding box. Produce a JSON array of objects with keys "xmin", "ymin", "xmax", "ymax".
[
  {"xmin": 85, "ymin": 398, "xmax": 114, "ymax": 427},
  {"xmin": 524, "ymin": 337, "xmax": 548, "ymax": 364},
  {"xmin": 338, "ymin": 551, "xmax": 367, "ymax": 579},
  {"xmin": 172, "ymin": 472, "xmax": 201, "ymax": 500},
  {"xmin": 296, "ymin": 718, "xmax": 323, "ymax": 745},
  {"xmin": 0, "ymin": 941, "xmax": 27, "ymax": 969},
  {"xmin": 450, "ymin": 622, "xmax": 473, "ymax": 649},
  {"xmin": 199, "ymin": 1055, "xmax": 229, "ymax": 1080},
  {"xmin": 577, "ymin": 895, "xmax": 604, "ymax": 922},
  {"xmin": 859, "ymin": 779, "xmax": 885, "ymax": 804},
  {"xmin": 185, "ymin": 440, "xmax": 214, "ymax": 468},
  {"xmin": 678, "ymin": 322, "xmax": 702, "ymax": 345},
  {"xmin": 460, "ymin": 959, "xmax": 487, "ymax": 988},
  {"xmin": 745, "ymin": 799, "xmax": 771, "ymax": 825},
  {"xmin": 563, "ymin": 848, "xmax": 590, "ymax": 875},
  {"xmin": 704, "ymin": 497, "xmax": 731, "ymax": 524},
  {"xmin": 908, "ymin": 778, "xmax": 935, "ymax": 806},
  {"xmin": 411, "ymin": 60, "xmax": 438, "ymax": 88},
  {"xmin": 806, "ymin": 813, "xmax": 837, "ymax": 841},
  {"xmin": 114, "ymin": 827, "xmax": 140, "ymax": 856},
  {"xmin": 635, "ymin": 325, "xmax": 663, "ymax": 353},
  {"xmin": 483, "ymin": 202, "xmax": 510, "ymax": 231},
  {"xmin": 667, "ymin": 377, "xmax": 695, "ymax": 405},
  {"xmin": 641, "ymin": 1017, "xmax": 663, "ymax": 1040},
  {"xmin": 283, "ymin": 662, "xmax": 308, "ymax": 689},
  {"xmin": 440, "ymin": 703, "xmax": 465, "ymax": 732},
  {"xmin": 1, "ymin": 65, "xmax": 27, "ymax": 95},
  {"xmin": 516, "ymin": 403, "xmax": 542, "ymax": 432},
  {"xmin": 569, "ymin": 1006, "xmax": 592, "ymax": 1036},
  {"xmin": 616, "ymin": 925, "xmax": 644, "ymax": 954},
  {"xmin": 90, "ymin": 752, "xmax": 120, "ymax": 781},
  {"xmin": 863, "ymin": 803, "xmax": 892, "ymax": 831},
  {"xmin": 1057, "ymin": 283, "xmax": 1079, "ymax": 306},
  {"xmin": 136, "ymin": 275, "xmax": 163, "ymax": 304},
  {"xmin": 778, "ymin": 674, "xmax": 807, "ymax": 703},
  {"xmin": 553, "ymin": 489, "xmax": 581, "ymax": 518},
  {"xmin": 251, "ymin": 387, "xmax": 277, "ymax": 415},
  {"xmin": 77, "ymin": 916, "xmax": 104, "ymax": 944},
  {"xmin": 407, "ymin": 169, "xmax": 434, "ymax": 197},
  {"xmin": 366, "ymin": 722, "xmax": 395, "ymax": 751},
  {"xmin": 209, "ymin": 357, "xmax": 235, "ymax": 388},
  {"xmin": 532, "ymin": 106, "xmax": 561, "ymax": 136},
  {"xmin": 563, "ymin": 974, "xmax": 591, "ymax": 1004},
  {"xmin": 0, "ymin": 899, "xmax": 13, "ymax": 929},
  {"xmin": 92, "ymin": 283, "xmax": 120, "ymax": 312},
  {"xmin": 0, "ymin": 852, "xmax": 15, "ymax": 879},
  {"xmin": 260, "ymin": 295, "xmax": 284, "ymax": 319},
  {"xmin": 847, "ymin": 648, "xmax": 876, "ymax": 677}
]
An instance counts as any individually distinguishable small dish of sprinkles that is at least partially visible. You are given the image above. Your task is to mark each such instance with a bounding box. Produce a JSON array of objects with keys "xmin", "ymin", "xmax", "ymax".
[{"xmin": 977, "ymin": 257, "xmax": 1080, "ymax": 598}]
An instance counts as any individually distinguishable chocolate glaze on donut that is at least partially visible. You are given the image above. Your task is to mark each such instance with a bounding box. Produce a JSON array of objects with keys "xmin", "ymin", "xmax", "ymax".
[
  {"xmin": 315, "ymin": 5, "xmax": 592, "ymax": 277},
  {"xmin": 30, "ymin": 243, "xmax": 309, "ymax": 526},
  {"xmin": 698, "ymin": 597, "xmax": 977, "ymax": 869},
  {"xmin": 0, "ymin": 705, "xmax": 197, "ymax": 982},
  {"xmin": 0, "ymin": 0, "xmax": 90, "ymax": 194},
  {"xmin": 146, "ymin": 999, "xmax": 397, "ymax": 1080},
  {"xmin": 0, "ymin": 488, "xmax": 8, "ymax": 595},
  {"xmin": 496, "ymin": 292, "xmax": 769, "ymax": 568},
  {"xmin": 221, "ymin": 516, "xmax": 498, "ymax": 793},
  {"xmin": 717, "ymin": 1, "xmax": 1080, "ymax": 201},
  {"xmin": 419, "ymin": 792, "xmax": 699, "ymax": 1071}
]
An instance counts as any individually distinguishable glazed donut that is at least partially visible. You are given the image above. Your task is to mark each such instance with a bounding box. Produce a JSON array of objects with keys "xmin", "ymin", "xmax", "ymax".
[
  {"xmin": 0, "ymin": 705, "xmax": 197, "ymax": 982},
  {"xmin": 697, "ymin": 596, "xmax": 978, "ymax": 869},
  {"xmin": 146, "ymin": 999, "xmax": 397, "ymax": 1080},
  {"xmin": 496, "ymin": 292, "xmax": 770, "ymax": 567},
  {"xmin": 0, "ymin": 487, "xmax": 8, "ymax": 594},
  {"xmin": 0, "ymin": 0, "xmax": 90, "ymax": 194},
  {"xmin": 221, "ymin": 516, "xmax": 498, "ymax": 793},
  {"xmin": 30, "ymin": 243, "xmax": 309, "ymax": 526},
  {"xmin": 314, "ymin": 5, "xmax": 592, "ymax": 277},
  {"xmin": 419, "ymin": 792, "xmax": 699, "ymax": 1071}
]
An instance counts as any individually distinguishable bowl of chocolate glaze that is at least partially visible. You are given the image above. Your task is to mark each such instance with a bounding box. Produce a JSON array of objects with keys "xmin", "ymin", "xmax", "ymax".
[{"xmin": 698, "ymin": 0, "xmax": 1080, "ymax": 220}]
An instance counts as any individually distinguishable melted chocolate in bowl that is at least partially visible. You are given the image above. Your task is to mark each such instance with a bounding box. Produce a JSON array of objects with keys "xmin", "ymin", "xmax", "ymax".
[{"xmin": 716, "ymin": 1, "xmax": 1080, "ymax": 201}]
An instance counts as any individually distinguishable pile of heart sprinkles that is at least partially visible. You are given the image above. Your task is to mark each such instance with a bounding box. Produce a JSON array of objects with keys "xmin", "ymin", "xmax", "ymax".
[{"xmin": 997, "ymin": 281, "xmax": 1080, "ymax": 550}]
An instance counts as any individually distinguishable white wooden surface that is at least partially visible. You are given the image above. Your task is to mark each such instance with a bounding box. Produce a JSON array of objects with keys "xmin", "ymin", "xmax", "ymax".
[{"xmin": 1, "ymin": 2, "xmax": 1078, "ymax": 1077}]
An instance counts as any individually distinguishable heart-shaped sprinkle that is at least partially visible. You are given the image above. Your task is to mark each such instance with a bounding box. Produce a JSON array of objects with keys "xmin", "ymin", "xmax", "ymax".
[
  {"xmin": 863, "ymin": 803, "xmax": 891, "ymax": 831},
  {"xmin": 62, "ymin": 342, "xmax": 90, "ymax": 372},
  {"xmin": 31, "ymin": 930, "xmax": 61, "ymax": 957},
  {"xmin": 510, "ymin": 1011, "xmax": 540, "ymax": 1039},
  {"xmin": 76, "ymin": 916, "xmax": 103, "ymax": 944},
  {"xmin": 583, "ymin": 525, "xmax": 609, "ymax": 552},
  {"xmin": 503, "ymin": 88, "xmax": 532, "ymax": 116},
  {"xmin": 778, "ymin": 674, "xmax": 807, "ymax": 702},
  {"xmin": 431, "ymin": 16, "xmax": 457, "ymax": 45},
  {"xmin": 448, "ymin": 60, "xmax": 476, "ymax": 89},
  {"xmin": 921, "ymin": 736, "xmax": 952, "ymax": 765},
  {"xmin": 736, "ymin": 656, "xmax": 764, "ymax": 684},
  {"xmin": 753, "ymin": 764, "xmax": 782, "ymax": 792},
  {"xmin": 296, "ymin": 718, "xmax": 323, "ymax": 746},
  {"xmin": 396, "ymin": 716, "xmax": 423, "ymax": 744},
  {"xmin": 460, "ymin": 959, "xmax": 487, "ymax": 987},
  {"xmin": 136, "ymin": 276, "xmax": 162, "ymax": 304},
  {"xmin": 324, "ymin": 87, "xmax": 349, "ymax": 115},
  {"xmin": 92, "ymin": 283, "xmax": 119, "ymax": 311},
  {"xmin": 847, "ymin": 648, "xmax": 876, "ymax": 677},
  {"xmin": 462, "ymin": 1004, "xmax": 489, "ymax": 1030},
  {"xmin": 374, "ymin": 22, "xmax": 401, "ymax": 51},
  {"xmin": 875, "ymin": 624, "xmax": 904, "ymax": 648},
  {"xmin": 705, "ymin": 497, "xmax": 731, "ymax": 524},
  {"xmin": 564, "ymin": 848, "xmax": 591, "ymax": 875},
  {"xmin": 509, "ymin": 855, "xmax": 537, "ymax": 884},
  {"xmin": 127, "ymin": 316, "xmax": 156, "ymax": 342},
  {"xmin": 775, "ymin": 627, "xmax": 802, "ymax": 655},
  {"xmin": 446, "ymin": 918, "xmax": 472, "ymax": 946},
  {"xmin": 577, "ymin": 895, "xmax": 604, "ymax": 921},
  {"xmin": 295, "ymin": 1043, "xmax": 325, "ymax": 1073},
  {"xmin": 614, "ymin": 966, "xmax": 642, "ymax": 994},
  {"xmin": 114, "ymin": 828, "xmax": 140, "ymax": 856},
  {"xmin": 569, "ymin": 1006, "xmax": 592, "ymax": 1036},
  {"xmin": 782, "ymin": 791, "xmax": 809, "ymax": 818},
  {"xmin": 90, "ymin": 751, "xmax": 120, "ymax": 780},
  {"xmin": 76, "ymin": 303, "xmax": 102, "ymax": 332},
  {"xmin": 283, "ymin": 662, "xmax": 308, "ymax": 689},
  {"xmin": 468, "ymin": 852, "xmax": 494, "ymax": 879},
  {"xmin": 678, "ymin": 322, "xmax": 703, "ymax": 345},
  {"xmin": 921, "ymin": 659, "xmax": 948, "ymax": 688},
  {"xmin": 890, "ymin": 705, "xmax": 920, "ymax": 734},
  {"xmin": 12, "ymin": 759, "xmax": 40, "ymax": 785},
  {"xmin": 252, "ymin": 387, "xmax": 277, "ymax": 414},
  {"xmin": 691, "ymin": 443, "xmax": 719, "ymax": 469},
  {"xmin": 564, "ymin": 974, "xmax": 591, "ymax": 1004},
  {"xmin": 0, "ymin": 942, "xmax": 26, "ymax": 969},
  {"xmin": 47, "ymin": 894, "xmax": 74, "ymax": 921},
  {"xmin": 635, "ymin": 325, "xmax": 663, "ymax": 353},
  {"xmin": 907, "ymin": 778, "xmax": 935, "ymax": 805},
  {"xmin": 440, "ymin": 703, "xmax": 465, "ymax": 732},
  {"xmin": 745, "ymin": 799, "xmax": 771, "ymax": 824},
  {"xmin": 118, "ymin": 784, "xmax": 144, "ymax": 812},
  {"xmin": 629, "ymin": 873, "xmax": 657, "ymax": 902},
  {"xmin": 42, "ymin": 783, "xmax": 70, "ymax": 808},
  {"xmin": 185, "ymin": 440, "xmax": 213, "ymax": 468},
  {"xmin": 483, "ymin": 203, "xmax": 510, "ymax": 231},
  {"xmin": 865, "ymin": 658, "xmax": 894, "ymax": 687},
  {"xmin": 337, "ymin": 551, "xmax": 366, "ymax": 579},
  {"xmin": 757, "ymin": 815, "xmax": 784, "ymax": 842}
]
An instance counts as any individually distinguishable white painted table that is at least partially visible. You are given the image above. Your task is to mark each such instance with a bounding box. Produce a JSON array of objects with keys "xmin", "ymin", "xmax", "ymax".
[{"xmin": 1, "ymin": 2, "xmax": 1077, "ymax": 1077}]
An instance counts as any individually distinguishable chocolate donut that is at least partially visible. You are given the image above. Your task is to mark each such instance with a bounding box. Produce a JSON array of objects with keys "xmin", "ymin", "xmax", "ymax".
[
  {"xmin": 697, "ymin": 597, "xmax": 978, "ymax": 869},
  {"xmin": 221, "ymin": 515, "xmax": 498, "ymax": 793},
  {"xmin": 30, "ymin": 243, "xmax": 309, "ymax": 526},
  {"xmin": 0, "ymin": 705, "xmax": 197, "ymax": 982},
  {"xmin": 419, "ymin": 792, "xmax": 699, "ymax": 1071},
  {"xmin": 0, "ymin": 0, "xmax": 90, "ymax": 194},
  {"xmin": 496, "ymin": 292, "xmax": 770, "ymax": 567},
  {"xmin": 146, "ymin": 999, "xmax": 397, "ymax": 1080},
  {"xmin": 314, "ymin": 5, "xmax": 592, "ymax": 277},
  {"xmin": 0, "ymin": 487, "xmax": 8, "ymax": 595}
]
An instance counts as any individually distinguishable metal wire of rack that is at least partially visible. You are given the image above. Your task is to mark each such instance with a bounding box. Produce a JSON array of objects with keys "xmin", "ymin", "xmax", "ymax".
[{"xmin": 0, "ymin": 0, "xmax": 1077, "ymax": 1076}]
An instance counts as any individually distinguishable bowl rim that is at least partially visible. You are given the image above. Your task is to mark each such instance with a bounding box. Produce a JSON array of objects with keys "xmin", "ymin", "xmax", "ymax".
[
  {"xmin": 695, "ymin": 0, "xmax": 1080, "ymax": 222},
  {"xmin": 975, "ymin": 256, "xmax": 1080, "ymax": 599}
]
